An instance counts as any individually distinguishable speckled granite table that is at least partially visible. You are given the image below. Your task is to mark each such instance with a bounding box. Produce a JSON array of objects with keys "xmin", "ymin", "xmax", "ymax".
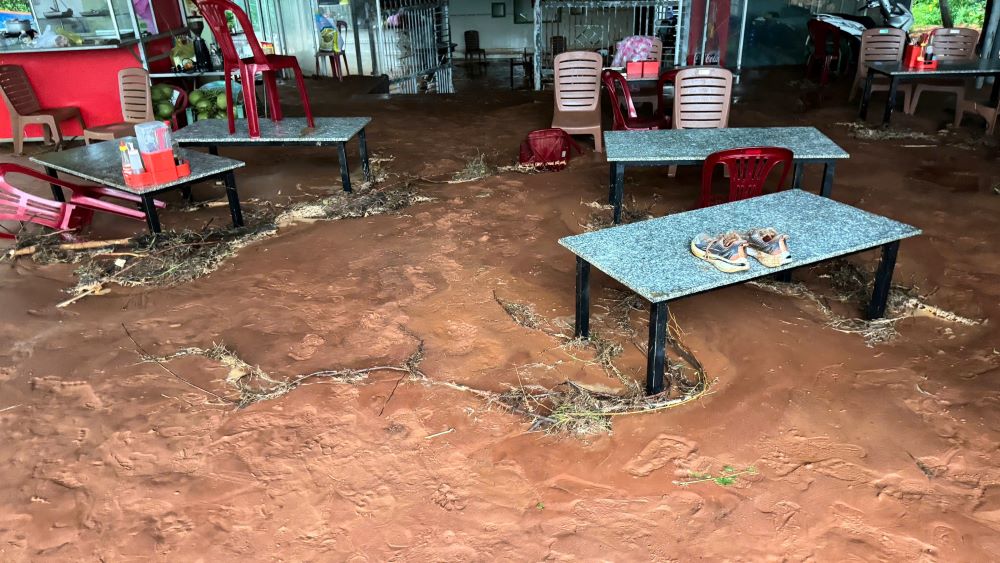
[
  {"xmin": 31, "ymin": 139, "xmax": 246, "ymax": 234},
  {"xmin": 859, "ymin": 59, "xmax": 1000, "ymax": 126},
  {"xmin": 603, "ymin": 127, "xmax": 849, "ymax": 224},
  {"xmin": 560, "ymin": 190, "xmax": 921, "ymax": 395},
  {"xmin": 174, "ymin": 117, "xmax": 372, "ymax": 192}
]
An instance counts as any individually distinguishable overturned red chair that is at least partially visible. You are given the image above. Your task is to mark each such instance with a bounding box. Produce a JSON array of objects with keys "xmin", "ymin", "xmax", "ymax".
[
  {"xmin": 1, "ymin": 184, "xmax": 79, "ymax": 240},
  {"xmin": 698, "ymin": 147, "xmax": 793, "ymax": 208},
  {"xmin": 0, "ymin": 164, "xmax": 165, "ymax": 237}
]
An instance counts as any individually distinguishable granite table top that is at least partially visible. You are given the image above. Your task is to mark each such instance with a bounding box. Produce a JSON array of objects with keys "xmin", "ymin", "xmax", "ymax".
[
  {"xmin": 559, "ymin": 190, "xmax": 920, "ymax": 303},
  {"xmin": 867, "ymin": 59, "xmax": 1000, "ymax": 77},
  {"xmin": 604, "ymin": 127, "xmax": 849, "ymax": 164},
  {"xmin": 30, "ymin": 138, "xmax": 245, "ymax": 195},
  {"xmin": 174, "ymin": 117, "xmax": 372, "ymax": 145}
]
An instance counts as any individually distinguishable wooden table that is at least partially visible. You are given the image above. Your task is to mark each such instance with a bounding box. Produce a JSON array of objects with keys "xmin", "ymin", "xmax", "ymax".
[
  {"xmin": 560, "ymin": 190, "xmax": 920, "ymax": 395},
  {"xmin": 30, "ymin": 140, "xmax": 245, "ymax": 234},
  {"xmin": 603, "ymin": 126, "xmax": 850, "ymax": 224},
  {"xmin": 858, "ymin": 59, "xmax": 1000, "ymax": 126}
]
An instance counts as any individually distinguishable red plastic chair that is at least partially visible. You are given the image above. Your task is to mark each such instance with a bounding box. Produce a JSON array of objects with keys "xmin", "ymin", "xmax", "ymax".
[
  {"xmin": 197, "ymin": 0, "xmax": 315, "ymax": 137},
  {"xmin": 698, "ymin": 147, "xmax": 793, "ymax": 208},
  {"xmin": 806, "ymin": 20, "xmax": 842, "ymax": 87},
  {"xmin": 653, "ymin": 68, "xmax": 680, "ymax": 125},
  {"xmin": 0, "ymin": 164, "xmax": 165, "ymax": 232},
  {"xmin": 160, "ymin": 84, "xmax": 189, "ymax": 130},
  {"xmin": 1, "ymin": 184, "xmax": 79, "ymax": 240},
  {"xmin": 602, "ymin": 69, "xmax": 670, "ymax": 131}
]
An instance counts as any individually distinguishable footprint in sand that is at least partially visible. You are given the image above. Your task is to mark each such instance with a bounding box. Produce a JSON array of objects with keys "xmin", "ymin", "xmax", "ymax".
[
  {"xmin": 761, "ymin": 432, "xmax": 867, "ymax": 478},
  {"xmin": 439, "ymin": 321, "xmax": 480, "ymax": 356},
  {"xmin": 30, "ymin": 377, "xmax": 103, "ymax": 409},
  {"xmin": 623, "ymin": 434, "xmax": 699, "ymax": 477},
  {"xmin": 288, "ymin": 334, "xmax": 326, "ymax": 361},
  {"xmin": 973, "ymin": 484, "xmax": 1000, "ymax": 524},
  {"xmin": 431, "ymin": 484, "xmax": 467, "ymax": 511},
  {"xmin": 809, "ymin": 502, "xmax": 937, "ymax": 560}
]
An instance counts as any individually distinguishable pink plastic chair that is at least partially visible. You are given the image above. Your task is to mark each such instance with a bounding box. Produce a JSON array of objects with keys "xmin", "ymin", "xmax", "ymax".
[
  {"xmin": 698, "ymin": 147, "xmax": 793, "ymax": 208},
  {"xmin": 0, "ymin": 164, "xmax": 165, "ymax": 232},
  {"xmin": 1, "ymin": 184, "xmax": 79, "ymax": 240},
  {"xmin": 197, "ymin": 0, "xmax": 315, "ymax": 137}
]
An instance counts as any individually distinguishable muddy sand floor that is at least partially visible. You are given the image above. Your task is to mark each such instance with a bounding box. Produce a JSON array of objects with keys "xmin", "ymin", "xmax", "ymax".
[{"xmin": 2, "ymin": 67, "xmax": 1000, "ymax": 560}]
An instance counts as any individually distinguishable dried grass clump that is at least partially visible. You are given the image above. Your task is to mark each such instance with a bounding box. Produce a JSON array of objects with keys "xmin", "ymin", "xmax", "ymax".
[
  {"xmin": 748, "ymin": 258, "xmax": 980, "ymax": 346},
  {"xmin": 452, "ymin": 153, "xmax": 493, "ymax": 182},
  {"xmin": 495, "ymin": 314, "xmax": 710, "ymax": 435},
  {"xmin": 6, "ymin": 174, "xmax": 429, "ymax": 306},
  {"xmin": 837, "ymin": 122, "xmax": 938, "ymax": 142},
  {"xmin": 77, "ymin": 212, "xmax": 276, "ymax": 285},
  {"xmin": 497, "ymin": 347, "xmax": 708, "ymax": 435},
  {"xmin": 580, "ymin": 200, "xmax": 654, "ymax": 231},
  {"xmin": 277, "ymin": 182, "xmax": 431, "ymax": 225},
  {"xmin": 139, "ymin": 338, "xmax": 425, "ymax": 409},
  {"xmin": 493, "ymin": 291, "xmax": 542, "ymax": 329}
]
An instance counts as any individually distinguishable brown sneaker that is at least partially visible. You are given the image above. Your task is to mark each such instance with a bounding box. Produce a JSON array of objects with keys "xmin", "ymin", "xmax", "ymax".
[
  {"xmin": 745, "ymin": 227, "xmax": 791, "ymax": 268},
  {"xmin": 690, "ymin": 232, "xmax": 750, "ymax": 273}
]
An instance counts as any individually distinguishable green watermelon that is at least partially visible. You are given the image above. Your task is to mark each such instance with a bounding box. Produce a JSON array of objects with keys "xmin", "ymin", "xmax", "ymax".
[
  {"xmin": 188, "ymin": 90, "xmax": 204, "ymax": 105},
  {"xmin": 154, "ymin": 102, "xmax": 175, "ymax": 119},
  {"xmin": 216, "ymin": 94, "xmax": 228, "ymax": 110},
  {"xmin": 195, "ymin": 99, "xmax": 212, "ymax": 111},
  {"xmin": 151, "ymin": 84, "xmax": 173, "ymax": 102},
  {"xmin": 197, "ymin": 111, "xmax": 211, "ymax": 120}
]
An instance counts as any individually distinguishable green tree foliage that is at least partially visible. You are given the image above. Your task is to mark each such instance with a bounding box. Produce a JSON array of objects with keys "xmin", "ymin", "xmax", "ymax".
[
  {"xmin": 0, "ymin": 0, "xmax": 32, "ymax": 13},
  {"xmin": 912, "ymin": 0, "xmax": 987, "ymax": 27}
]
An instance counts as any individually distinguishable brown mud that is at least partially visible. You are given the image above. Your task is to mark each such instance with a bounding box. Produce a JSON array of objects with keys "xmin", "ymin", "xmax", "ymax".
[{"xmin": 1, "ymin": 66, "xmax": 999, "ymax": 560}]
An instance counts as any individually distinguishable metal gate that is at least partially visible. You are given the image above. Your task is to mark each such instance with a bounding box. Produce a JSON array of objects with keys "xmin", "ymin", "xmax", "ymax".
[
  {"xmin": 365, "ymin": 0, "xmax": 454, "ymax": 94},
  {"xmin": 533, "ymin": 0, "xmax": 684, "ymax": 90}
]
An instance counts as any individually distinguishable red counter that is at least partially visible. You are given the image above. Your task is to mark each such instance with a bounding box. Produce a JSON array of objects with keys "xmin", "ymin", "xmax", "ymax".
[
  {"xmin": 0, "ymin": 0, "xmax": 183, "ymax": 144},
  {"xmin": 0, "ymin": 47, "xmax": 149, "ymax": 141}
]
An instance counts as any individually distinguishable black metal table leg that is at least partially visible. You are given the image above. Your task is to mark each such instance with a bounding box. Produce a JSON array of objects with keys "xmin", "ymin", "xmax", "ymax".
[
  {"xmin": 140, "ymin": 195, "xmax": 162, "ymax": 233},
  {"xmin": 792, "ymin": 163, "xmax": 803, "ymax": 189},
  {"xmin": 44, "ymin": 166, "xmax": 65, "ymax": 202},
  {"xmin": 611, "ymin": 162, "xmax": 625, "ymax": 224},
  {"xmin": 866, "ymin": 240, "xmax": 900, "ymax": 320},
  {"xmin": 990, "ymin": 73, "xmax": 1000, "ymax": 107},
  {"xmin": 208, "ymin": 145, "xmax": 218, "ymax": 156},
  {"xmin": 180, "ymin": 184, "xmax": 194, "ymax": 203},
  {"xmin": 859, "ymin": 68, "xmax": 875, "ymax": 120},
  {"xmin": 882, "ymin": 76, "xmax": 899, "ymax": 126},
  {"xmin": 575, "ymin": 257, "xmax": 591, "ymax": 339},
  {"xmin": 223, "ymin": 171, "xmax": 245, "ymax": 228},
  {"xmin": 820, "ymin": 162, "xmax": 835, "ymax": 198},
  {"xmin": 337, "ymin": 141, "xmax": 352, "ymax": 193},
  {"xmin": 775, "ymin": 270, "xmax": 793, "ymax": 283},
  {"xmin": 358, "ymin": 128, "xmax": 371, "ymax": 183},
  {"xmin": 608, "ymin": 163, "xmax": 616, "ymax": 204},
  {"xmin": 646, "ymin": 301, "xmax": 669, "ymax": 395}
]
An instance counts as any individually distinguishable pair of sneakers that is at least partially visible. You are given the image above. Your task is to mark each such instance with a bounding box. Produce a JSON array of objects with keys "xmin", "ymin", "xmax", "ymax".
[{"xmin": 690, "ymin": 228, "xmax": 791, "ymax": 273}]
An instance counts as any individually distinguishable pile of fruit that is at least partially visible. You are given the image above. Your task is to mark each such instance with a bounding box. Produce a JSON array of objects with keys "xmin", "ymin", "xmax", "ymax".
[
  {"xmin": 151, "ymin": 83, "xmax": 181, "ymax": 120},
  {"xmin": 189, "ymin": 85, "xmax": 242, "ymax": 121}
]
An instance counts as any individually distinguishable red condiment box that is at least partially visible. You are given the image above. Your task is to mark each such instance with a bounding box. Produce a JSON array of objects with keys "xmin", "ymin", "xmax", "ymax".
[
  {"xmin": 902, "ymin": 45, "xmax": 939, "ymax": 69},
  {"xmin": 626, "ymin": 60, "xmax": 660, "ymax": 78},
  {"xmin": 123, "ymin": 149, "xmax": 191, "ymax": 188}
]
